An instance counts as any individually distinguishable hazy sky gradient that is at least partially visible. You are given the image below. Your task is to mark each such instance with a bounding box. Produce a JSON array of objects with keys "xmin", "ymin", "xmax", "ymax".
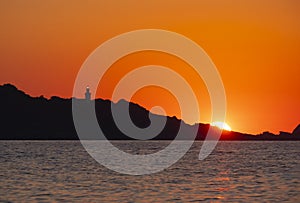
[{"xmin": 0, "ymin": 0, "xmax": 299, "ymax": 134}]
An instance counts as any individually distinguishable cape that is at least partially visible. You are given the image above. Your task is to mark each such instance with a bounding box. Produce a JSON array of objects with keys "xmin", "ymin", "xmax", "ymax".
[{"xmin": 0, "ymin": 84, "xmax": 299, "ymax": 140}]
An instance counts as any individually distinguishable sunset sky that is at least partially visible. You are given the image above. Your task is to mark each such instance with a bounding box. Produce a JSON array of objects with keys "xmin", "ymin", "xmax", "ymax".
[{"xmin": 1, "ymin": 0, "xmax": 299, "ymax": 134}]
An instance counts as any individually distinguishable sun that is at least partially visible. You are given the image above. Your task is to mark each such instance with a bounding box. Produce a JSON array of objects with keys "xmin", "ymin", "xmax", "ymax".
[{"xmin": 211, "ymin": 121, "xmax": 232, "ymax": 131}]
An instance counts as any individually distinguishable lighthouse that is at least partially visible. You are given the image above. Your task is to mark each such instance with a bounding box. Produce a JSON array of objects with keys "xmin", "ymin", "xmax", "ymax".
[{"xmin": 85, "ymin": 86, "xmax": 91, "ymax": 100}]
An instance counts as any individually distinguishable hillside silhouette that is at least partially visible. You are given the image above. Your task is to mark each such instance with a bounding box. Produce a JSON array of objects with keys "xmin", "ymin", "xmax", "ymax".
[{"xmin": 0, "ymin": 84, "xmax": 299, "ymax": 140}]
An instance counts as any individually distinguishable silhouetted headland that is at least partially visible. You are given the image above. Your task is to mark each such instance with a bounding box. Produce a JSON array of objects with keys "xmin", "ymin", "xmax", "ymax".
[{"xmin": 0, "ymin": 83, "xmax": 299, "ymax": 140}]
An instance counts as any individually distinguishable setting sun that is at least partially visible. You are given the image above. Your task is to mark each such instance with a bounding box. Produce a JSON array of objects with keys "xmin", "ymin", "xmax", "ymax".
[{"xmin": 211, "ymin": 121, "xmax": 232, "ymax": 131}]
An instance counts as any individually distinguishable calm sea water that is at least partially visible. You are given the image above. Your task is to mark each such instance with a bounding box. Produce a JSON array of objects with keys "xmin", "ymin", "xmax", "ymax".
[{"xmin": 0, "ymin": 141, "xmax": 299, "ymax": 202}]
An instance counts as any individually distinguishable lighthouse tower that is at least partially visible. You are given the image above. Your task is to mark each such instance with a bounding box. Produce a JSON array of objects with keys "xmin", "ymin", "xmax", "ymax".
[{"xmin": 85, "ymin": 86, "xmax": 91, "ymax": 100}]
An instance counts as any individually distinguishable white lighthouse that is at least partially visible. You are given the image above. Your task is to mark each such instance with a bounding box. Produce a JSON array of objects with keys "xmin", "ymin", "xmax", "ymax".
[{"xmin": 85, "ymin": 86, "xmax": 91, "ymax": 100}]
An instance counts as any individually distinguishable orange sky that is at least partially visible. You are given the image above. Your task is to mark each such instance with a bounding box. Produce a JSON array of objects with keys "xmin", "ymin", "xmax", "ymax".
[{"xmin": 0, "ymin": 0, "xmax": 299, "ymax": 134}]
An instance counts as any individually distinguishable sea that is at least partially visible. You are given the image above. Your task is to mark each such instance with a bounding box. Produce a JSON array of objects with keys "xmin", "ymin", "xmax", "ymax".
[{"xmin": 1, "ymin": 141, "xmax": 299, "ymax": 202}]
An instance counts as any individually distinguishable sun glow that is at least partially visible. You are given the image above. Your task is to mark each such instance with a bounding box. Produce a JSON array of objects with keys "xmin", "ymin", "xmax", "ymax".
[{"xmin": 211, "ymin": 121, "xmax": 232, "ymax": 131}]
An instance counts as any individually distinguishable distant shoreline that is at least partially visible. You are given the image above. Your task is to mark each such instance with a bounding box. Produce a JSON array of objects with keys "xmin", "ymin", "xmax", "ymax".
[{"xmin": 1, "ymin": 83, "xmax": 299, "ymax": 141}]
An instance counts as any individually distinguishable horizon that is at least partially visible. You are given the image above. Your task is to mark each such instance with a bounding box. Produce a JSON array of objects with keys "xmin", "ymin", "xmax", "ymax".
[
  {"xmin": 1, "ymin": 1, "xmax": 300, "ymax": 134},
  {"xmin": 1, "ymin": 82, "xmax": 299, "ymax": 136}
]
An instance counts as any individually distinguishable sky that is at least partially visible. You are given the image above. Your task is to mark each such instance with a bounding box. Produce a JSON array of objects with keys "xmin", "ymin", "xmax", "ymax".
[{"xmin": 0, "ymin": 0, "xmax": 299, "ymax": 134}]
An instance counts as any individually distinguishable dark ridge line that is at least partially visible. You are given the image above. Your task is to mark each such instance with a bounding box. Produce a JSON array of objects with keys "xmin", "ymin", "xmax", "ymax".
[{"xmin": 0, "ymin": 83, "xmax": 299, "ymax": 140}]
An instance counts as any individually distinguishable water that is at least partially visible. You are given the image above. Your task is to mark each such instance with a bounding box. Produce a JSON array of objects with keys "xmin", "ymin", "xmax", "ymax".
[{"xmin": 0, "ymin": 141, "xmax": 299, "ymax": 202}]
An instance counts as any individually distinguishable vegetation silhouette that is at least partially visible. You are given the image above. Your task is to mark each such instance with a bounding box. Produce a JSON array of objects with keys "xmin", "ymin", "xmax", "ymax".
[{"xmin": 0, "ymin": 84, "xmax": 299, "ymax": 140}]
